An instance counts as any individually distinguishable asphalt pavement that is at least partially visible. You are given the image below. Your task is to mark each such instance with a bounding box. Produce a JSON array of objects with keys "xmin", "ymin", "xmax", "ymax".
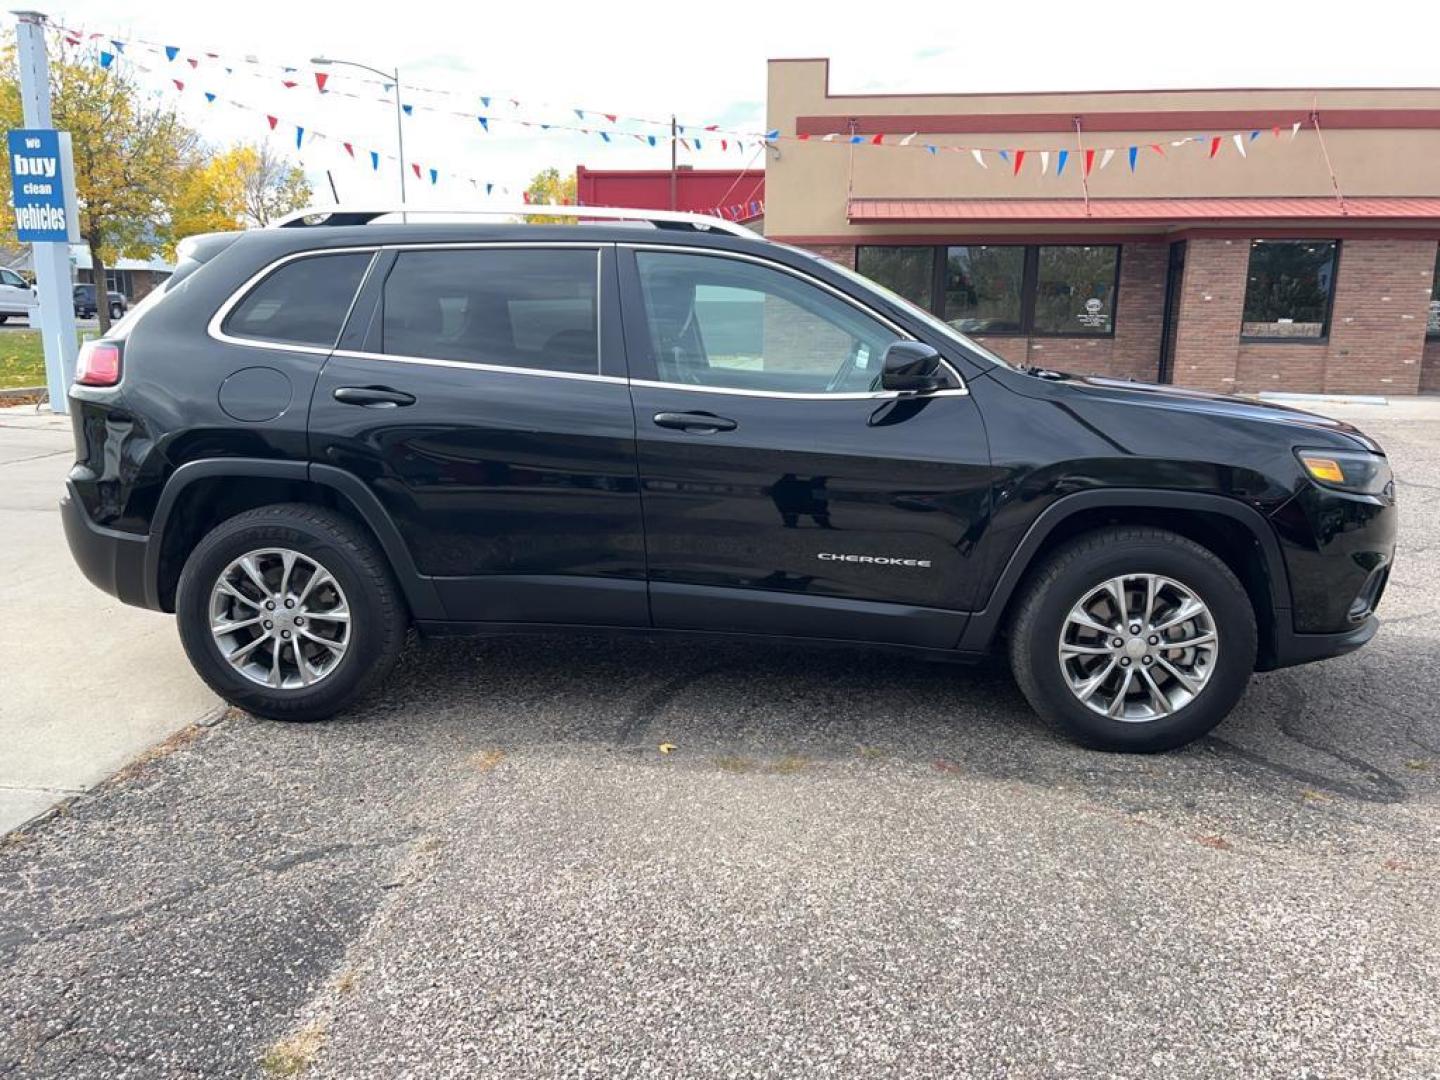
[{"xmin": 1, "ymin": 405, "xmax": 1437, "ymax": 1078}]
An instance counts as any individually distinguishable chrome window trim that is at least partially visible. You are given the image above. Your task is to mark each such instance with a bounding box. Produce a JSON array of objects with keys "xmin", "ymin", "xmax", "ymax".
[
  {"xmin": 619, "ymin": 241, "xmax": 967, "ymax": 394},
  {"xmin": 205, "ymin": 240, "xmax": 969, "ymax": 399},
  {"xmin": 207, "ymin": 246, "xmax": 381, "ymax": 354}
]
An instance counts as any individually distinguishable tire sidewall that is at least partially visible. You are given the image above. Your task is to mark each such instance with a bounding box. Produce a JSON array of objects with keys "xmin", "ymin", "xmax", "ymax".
[
  {"xmin": 1021, "ymin": 540, "xmax": 1256, "ymax": 751},
  {"xmin": 176, "ymin": 517, "xmax": 388, "ymax": 716}
]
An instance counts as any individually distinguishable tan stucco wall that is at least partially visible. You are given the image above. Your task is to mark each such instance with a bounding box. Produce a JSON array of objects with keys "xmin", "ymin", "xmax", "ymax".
[{"xmin": 766, "ymin": 59, "xmax": 1440, "ymax": 240}]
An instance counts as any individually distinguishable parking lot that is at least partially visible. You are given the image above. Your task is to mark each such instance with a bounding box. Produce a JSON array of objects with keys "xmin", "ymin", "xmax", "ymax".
[{"xmin": 2, "ymin": 404, "xmax": 1437, "ymax": 1078}]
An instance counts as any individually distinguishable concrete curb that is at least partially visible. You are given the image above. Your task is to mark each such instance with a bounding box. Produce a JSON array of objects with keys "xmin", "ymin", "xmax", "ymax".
[{"xmin": 0, "ymin": 385, "xmax": 46, "ymax": 402}]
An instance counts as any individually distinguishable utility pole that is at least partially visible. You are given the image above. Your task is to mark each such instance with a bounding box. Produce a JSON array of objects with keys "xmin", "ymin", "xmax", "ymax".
[
  {"xmin": 669, "ymin": 114, "xmax": 677, "ymax": 210},
  {"xmin": 11, "ymin": 10, "xmax": 79, "ymax": 414}
]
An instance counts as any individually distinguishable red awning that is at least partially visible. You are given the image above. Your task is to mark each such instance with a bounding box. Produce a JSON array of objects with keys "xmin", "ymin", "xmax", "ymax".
[{"xmin": 847, "ymin": 196, "xmax": 1440, "ymax": 225}]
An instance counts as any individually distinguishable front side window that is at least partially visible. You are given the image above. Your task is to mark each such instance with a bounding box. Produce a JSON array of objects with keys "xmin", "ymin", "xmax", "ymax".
[
  {"xmin": 1033, "ymin": 245, "xmax": 1119, "ymax": 335},
  {"xmin": 635, "ymin": 251, "xmax": 902, "ymax": 394},
  {"xmin": 224, "ymin": 252, "xmax": 373, "ymax": 348},
  {"xmin": 0, "ymin": 269, "xmax": 27, "ymax": 288},
  {"xmin": 381, "ymin": 248, "xmax": 599, "ymax": 374},
  {"xmin": 1428, "ymin": 246, "xmax": 1440, "ymax": 337},
  {"xmin": 1242, "ymin": 240, "xmax": 1337, "ymax": 340},
  {"xmin": 943, "ymin": 246, "xmax": 1025, "ymax": 333}
]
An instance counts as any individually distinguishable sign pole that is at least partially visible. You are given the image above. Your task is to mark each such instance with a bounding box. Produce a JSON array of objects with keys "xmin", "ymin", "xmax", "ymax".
[{"xmin": 11, "ymin": 10, "xmax": 79, "ymax": 414}]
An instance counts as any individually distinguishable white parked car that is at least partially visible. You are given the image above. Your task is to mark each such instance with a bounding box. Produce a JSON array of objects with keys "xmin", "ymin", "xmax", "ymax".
[{"xmin": 0, "ymin": 267, "xmax": 37, "ymax": 324}]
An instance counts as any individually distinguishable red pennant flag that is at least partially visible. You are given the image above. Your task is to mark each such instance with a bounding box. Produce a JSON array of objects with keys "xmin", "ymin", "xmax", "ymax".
[
  {"xmin": 172, "ymin": 79, "xmax": 184, "ymax": 91},
  {"xmin": 342, "ymin": 141, "xmax": 354, "ymax": 157},
  {"xmin": 798, "ymin": 132, "xmax": 811, "ymax": 141},
  {"xmin": 412, "ymin": 162, "xmax": 421, "ymax": 178},
  {"xmin": 604, "ymin": 113, "xmax": 617, "ymax": 123},
  {"xmin": 1083, "ymin": 149, "xmax": 1095, "ymax": 177},
  {"xmin": 187, "ymin": 58, "xmax": 198, "ymax": 69},
  {"xmin": 266, "ymin": 114, "xmax": 278, "ymax": 130},
  {"xmin": 1208, "ymin": 136, "xmax": 1222, "ymax": 158},
  {"xmin": 282, "ymin": 80, "xmax": 298, "ymax": 89},
  {"xmin": 522, "ymin": 190, "xmax": 532, "ymax": 204},
  {"xmin": 315, "ymin": 72, "xmax": 329, "ymax": 92},
  {"xmin": 721, "ymin": 139, "xmax": 728, "ymax": 151},
  {"xmin": 1150, "ymin": 143, "xmax": 1165, "ymax": 156},
  {"xmin": 871, "ymin": 133, "xmax": 884, "ymax": 145},
  {"xmin": 1012, "ymin": 149, "xmax": 1026, "ymax": 175},
  {"xmin": 1272, "ymin": 125, "xmax": 1281, "ymax": 138}
]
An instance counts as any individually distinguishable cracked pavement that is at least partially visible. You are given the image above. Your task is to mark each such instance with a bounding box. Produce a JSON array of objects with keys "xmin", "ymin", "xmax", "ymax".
[{"xmin": 1, "ymin": 407, "xmax": 1438, "ymax": 1078}]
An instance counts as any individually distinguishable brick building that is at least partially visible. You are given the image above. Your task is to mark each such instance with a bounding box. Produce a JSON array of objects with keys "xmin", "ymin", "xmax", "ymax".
[{"xmin": 764, "ymin": 59, "xmax": 1440, "ymax": 396}]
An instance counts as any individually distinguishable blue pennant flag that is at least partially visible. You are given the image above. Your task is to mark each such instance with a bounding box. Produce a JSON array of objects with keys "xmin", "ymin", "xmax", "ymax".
[
  {"xmin": 110, "ymin": 39, "xmax": 124, "ymax": 53},
  {"xmin": 694, "ymin": 138, "xmax": 702, "ymax": 149},
  {"xmin": 1057, "ymin": 149, "xmax": 1069, "ymax": 175},
  {"xmin": 477, "ymin": 116, "xmax": 488, "ymax": 131},
  {"xmin": 485, "ymin": 182, "xmax": 493, "ymax": 195},
  {"xmin": 429, "ymin": 168, "xmax": 438, "ymax": 185},
  {"xmin": 204, "ymin": 92, "xmax": 216, "ymax": 103},
  {"xmin": 480, "ymin": 96, "xmax": 490, "ymax": 108},
  {"xmin": 382, "ymin": 82, "xmax": 393, "ymax": 93},
  {"xmin": 677, "ymin": 124, "xmax": 685, "ymax": 135},
  {"xmin": 98, "ymin": 51, "xmax": 114, "ymax": 68},
  {"xmin": 164, "ymin": 46, "xmax": 179, "ymax": 61},
  {"xmin": 224, "ymin": 67, "xmax": 233, "ymax": 75},
  {"xmin": 848, "ymin": 134, "xmax": 864, "ymax": 144},
  {"xmin": 574, "ymin": 108, "xmax": 585, "ymax": 120},
  {"xmin": 766, "ymin": 129, "xmax": 779, "ymax": 140},
  {"xmin": 599, "ymin": 131, "xmax": 610, "ymax": 142},
  {"xmin": 925, "ymin": 144, "xmax": 937, "ymax": 154},
  {"xmin": 998, "ymin": 149, "xmax": 1010, "ymax": 162},
  {"xmin": 647, "ymin": 134, "xmax": 657, "ymax": 147},
  {"xmin": 401, "ymin": 104, "xmax": 413, "ymax": 116},
  {"xmin": 370, "ymin": 151, "xmax": 380, "ymax": 170},
  {"xmin": 1250, "ymin": 129, "xmax": 1261, "ymax": 140},
  {"xmin": 540, "ymin": 124, "xmax": 550, "ymax": 130},
  {"xmin": 295, "ymin": 126, "xmax": 304, "ymax": 149},
  {"xmin": 1128, "ymin": 145, "xmax": 1138, "ymax": 172}
]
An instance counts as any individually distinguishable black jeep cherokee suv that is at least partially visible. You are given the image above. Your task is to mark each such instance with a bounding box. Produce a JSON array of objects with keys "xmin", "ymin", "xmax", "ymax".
[{"xmin": 60, "ymin": 209, "xmax": 1396, "ymax": 752}]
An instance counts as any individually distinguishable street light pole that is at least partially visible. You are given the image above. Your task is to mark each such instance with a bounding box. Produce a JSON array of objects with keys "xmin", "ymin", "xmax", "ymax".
[{"xmin": 311, "ymin": 56, "xmax": 406, "ymax": 208}]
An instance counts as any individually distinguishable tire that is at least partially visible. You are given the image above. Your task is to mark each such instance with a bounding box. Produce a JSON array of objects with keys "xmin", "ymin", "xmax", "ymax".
[
  {"xmin": 1007, "ymin": 526, "xmax": 1257, "ymax": 752},
  {"xmin": 0, "ymin": 314, "xmax": 8, "ymax": 324},
  {"xmin": 109, "ymin": 303, "xmax": 123, "ymax": 320},
  {"xmin": 176, "ymin": 503, "xmax": 408, "ymax": 721}
]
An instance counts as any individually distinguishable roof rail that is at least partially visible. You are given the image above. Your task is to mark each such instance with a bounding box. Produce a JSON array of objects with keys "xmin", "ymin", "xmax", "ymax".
[{"xmin": 272, "ymin": 204, "xmax": 761, "ymax": 238}]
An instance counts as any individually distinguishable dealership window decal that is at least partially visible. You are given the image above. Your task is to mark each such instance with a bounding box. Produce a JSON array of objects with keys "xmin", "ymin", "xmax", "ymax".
[
  {"xmin": 1240, "ymin": 240, "xmax": 1338, "ymax": 341},
  {"xmin": 857, "ymin": 244, "xmax": 1119, "ymax": 337}
]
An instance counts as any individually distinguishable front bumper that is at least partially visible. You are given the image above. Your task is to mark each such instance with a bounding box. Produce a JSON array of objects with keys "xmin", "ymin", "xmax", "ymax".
[
  {"xmin": 1268, "ymin": 613, "xmax": 1379, "ymax": 670},
  {"xmin": 60, "ymin": 480, "xmax": 152, "ymax": 609}
]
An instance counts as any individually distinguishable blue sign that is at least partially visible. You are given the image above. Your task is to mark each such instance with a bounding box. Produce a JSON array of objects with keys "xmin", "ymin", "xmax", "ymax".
[{"xmin": 8, "ymin": 128, "xmax": 73, "ymax": 243}]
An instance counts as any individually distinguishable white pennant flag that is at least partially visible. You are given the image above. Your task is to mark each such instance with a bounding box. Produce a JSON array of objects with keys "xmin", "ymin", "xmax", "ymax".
[
  {"xmin": 970, "ymin": 148, "xmax": 986, "ymax": 168},
  {"xmin": 1099, "ymin": 148, "xmax": 1115, "ymax": 171},
  {"xmin": 900, "ymin": 132, "xmax": 917, "ymax": 146},
  {"xmin": 1170, "ymin": 139, "xmax": 1187, "ymax": 147},
  {"xmin": 1039, "ymin": 150, "xmax": 1050, "ymax": 175},
  {"xmin": 822, "ymin": 133, "xmax": 839, "ymax": 142},
  {"xmin": 1232, "ymin": 132, "xmax": 1247, "ymax": 158},
  {"xmin": 1290, "ymin": 120, "xmax": 1302, "ymax": 139}
]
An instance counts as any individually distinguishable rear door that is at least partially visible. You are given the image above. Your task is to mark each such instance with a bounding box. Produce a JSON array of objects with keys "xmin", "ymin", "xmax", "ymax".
[
  {"xmin": 308, "ymin": 243, "xmax": 648, "ymax": 626},
  {"xmin": 618, "ymin": 245, "xmax": 993, "ymax": 649}
]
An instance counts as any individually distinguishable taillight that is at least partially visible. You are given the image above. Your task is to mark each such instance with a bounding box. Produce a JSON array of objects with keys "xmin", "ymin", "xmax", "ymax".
[{"xmin": 75, "ymin": 340, "xmax": 122, "ymax": 387}]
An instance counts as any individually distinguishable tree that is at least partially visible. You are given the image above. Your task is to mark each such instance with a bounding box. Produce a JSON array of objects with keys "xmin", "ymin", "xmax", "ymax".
[
  {"xmin": 234, "ymin": 142, "xmax": 311, "ymax": 227},
  {"xmin": 0, "ymin": 38, "xmax": 200, "ymax": 332},
  {"xmin": 524, "ymin": 167, "xmax": 577, "ymax": 223},
  {"xmin": 165, "ymin": 149, "xmax": 248, "ymax": 254}
]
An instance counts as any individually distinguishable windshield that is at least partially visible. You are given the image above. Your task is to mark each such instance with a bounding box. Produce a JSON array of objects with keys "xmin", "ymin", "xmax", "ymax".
[{"xmin": 778, "ymin": 243, "xmax": 1015, "ymax": 370}]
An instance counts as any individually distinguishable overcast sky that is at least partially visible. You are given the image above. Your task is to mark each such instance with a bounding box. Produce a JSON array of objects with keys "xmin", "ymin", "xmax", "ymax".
[{"xmin": 35, "ymin": 0, "xmax": 1440, "ymax": 209}]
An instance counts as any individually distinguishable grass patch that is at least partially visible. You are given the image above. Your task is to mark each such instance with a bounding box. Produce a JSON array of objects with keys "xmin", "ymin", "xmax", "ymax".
[
  {"xmin": 0, "ymin": 329, "xmax": 93, "ymax": 389},
  {"xmin": 259, "ymin": 1021, "xmax": 327, "ymax": 1077}
]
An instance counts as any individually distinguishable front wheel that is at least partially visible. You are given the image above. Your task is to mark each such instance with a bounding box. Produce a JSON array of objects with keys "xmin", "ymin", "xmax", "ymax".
[
  {"xmin": 176, "ymin": 504, "xmax": 408, "ymax": 721},
  {"xmin": 1007, "ymin": 527, "xmax": 1258, "ymax": 752},
  {"xmin": 109, "ymin": 302, "xmax": 123, "ymax": 320}
]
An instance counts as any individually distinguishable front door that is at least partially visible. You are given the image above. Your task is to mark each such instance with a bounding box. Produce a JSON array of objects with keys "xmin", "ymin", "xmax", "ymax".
[
  {"xmin": 618, "ymin": 246, "xmax": 992, "ymax": 649},
  {"xmin": 309, "ymin": 243, "xmax": 648, "ymax": 625}
]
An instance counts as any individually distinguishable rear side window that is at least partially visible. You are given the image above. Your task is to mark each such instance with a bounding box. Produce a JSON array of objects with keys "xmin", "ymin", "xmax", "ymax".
[
  {"xmin": 381, "ymin": 248, "xmax": 599, "ymax": 375},
  {"xmin": 223, "ymin": 252, "xmax": 372, "ymax": 347}
]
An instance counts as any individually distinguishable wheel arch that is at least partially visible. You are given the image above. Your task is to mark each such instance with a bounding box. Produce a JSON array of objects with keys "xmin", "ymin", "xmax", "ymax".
[
  {"xmin": 145, "ymin": 459, "xmax": 443, "ymax": 619},
  {"xmin": 959, "ymin": 490, "xmax": 1292, "ymax": 668}
]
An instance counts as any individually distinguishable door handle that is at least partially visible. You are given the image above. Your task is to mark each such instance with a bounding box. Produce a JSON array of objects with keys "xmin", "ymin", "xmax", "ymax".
[
  {"xmin": 653, "ymin": 411, "xmax": 737, "ymax": 434},
  {"xmin": 333, "ymin": 386, "xmax": 416, "ymax": 408}
]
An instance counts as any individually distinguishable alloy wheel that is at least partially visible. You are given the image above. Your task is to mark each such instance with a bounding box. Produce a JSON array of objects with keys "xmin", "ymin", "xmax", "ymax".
[
  {"xmin": 208, "ymin": 548, "xmax": 351, "ymax": 689},
  {"xmin": 1057, "ymin": 573, "xmax": 1219, "ymax": 722}
]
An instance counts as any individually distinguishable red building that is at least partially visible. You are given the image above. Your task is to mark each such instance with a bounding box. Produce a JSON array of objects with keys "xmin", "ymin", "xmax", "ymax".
[{"xmin": 575, "ymin": 166, "xmax": 764, "ymax": 224}]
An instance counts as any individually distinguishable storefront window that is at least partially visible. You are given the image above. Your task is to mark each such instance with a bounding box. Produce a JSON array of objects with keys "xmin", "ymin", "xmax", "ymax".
[
  {"xmin": 1241, "ymin": 240, "xmax": 1337, "ymax": 340},
  {"xmin": 1429, "ymin": 246, "xmax": 1440, "ymax": 337},
  {"xmin": 1032, "ymin": 246, "xmax": 1119, "ymax": 335},
  {"xmin": 943, "ymin": 246, "xmax": 1025, "ymax": 333},
  {"xmin": 856, "ymin": 247, "xmax": 932, "ymax": 309}
]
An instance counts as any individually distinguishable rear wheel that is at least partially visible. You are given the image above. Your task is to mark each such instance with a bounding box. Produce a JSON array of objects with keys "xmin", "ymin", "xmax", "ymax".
[
  {"xmin": 1007, "ymin": 526, "xmax": 1257, "ymax": 752},
  {"xmin": 176, "ymin": 504, "xmax": 407, "ymax": 721}
]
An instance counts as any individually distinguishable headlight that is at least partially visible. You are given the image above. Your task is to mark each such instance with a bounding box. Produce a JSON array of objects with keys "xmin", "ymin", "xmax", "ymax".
[{"xmin": 1296, "ymin": 448, "xmax": 1393, "ymax": 496}]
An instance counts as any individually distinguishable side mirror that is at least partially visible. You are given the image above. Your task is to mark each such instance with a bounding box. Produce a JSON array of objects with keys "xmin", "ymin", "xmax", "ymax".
[{"xmin": 880, "ymin": 341, "xmax": 946, "ymax": 392}]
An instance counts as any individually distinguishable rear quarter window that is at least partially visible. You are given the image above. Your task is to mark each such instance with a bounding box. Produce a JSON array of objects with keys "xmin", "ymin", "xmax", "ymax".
[{"xmin": 222, "ymin": 251, "xmax": 373, "ymax": 347}]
